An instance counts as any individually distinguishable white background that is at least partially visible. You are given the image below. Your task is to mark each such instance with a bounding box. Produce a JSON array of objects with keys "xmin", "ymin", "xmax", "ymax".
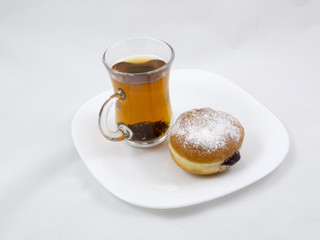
[{"xmin": 1, "ymin": 0, "xmax": 320, "ymax": 239}]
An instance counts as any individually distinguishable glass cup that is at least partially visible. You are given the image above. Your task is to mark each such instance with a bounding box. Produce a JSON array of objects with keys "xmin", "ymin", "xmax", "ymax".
[{"xmin": 99, "ymin": 37, "xmax": 175, "ymax": 147}]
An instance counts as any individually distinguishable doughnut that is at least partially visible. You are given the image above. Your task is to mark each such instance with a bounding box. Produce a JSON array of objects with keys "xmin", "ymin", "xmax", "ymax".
[{"xmin": 169, "ymin": 108, "xmax": 245, "ymax": 175}]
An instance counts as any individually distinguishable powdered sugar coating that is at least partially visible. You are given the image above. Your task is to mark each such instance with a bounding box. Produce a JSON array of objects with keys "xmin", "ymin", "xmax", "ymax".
[{"xmin": 170, "ymin": 108, "xmax": 242, "ymax": 152}]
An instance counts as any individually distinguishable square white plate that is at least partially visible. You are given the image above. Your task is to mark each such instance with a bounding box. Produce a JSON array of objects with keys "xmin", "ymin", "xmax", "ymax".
[{"xmin": 72, "ymin": 69, "xmax": 289, "ymax": 209}]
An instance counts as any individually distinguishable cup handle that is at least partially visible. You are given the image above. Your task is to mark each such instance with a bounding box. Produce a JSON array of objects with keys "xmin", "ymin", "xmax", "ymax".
[{"xmin": 98, "ymin": 89, "xmax": 131, "ymax": 141}]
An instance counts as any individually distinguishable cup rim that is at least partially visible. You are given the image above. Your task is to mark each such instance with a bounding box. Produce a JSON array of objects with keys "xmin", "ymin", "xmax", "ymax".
[{"xmin": 102, "ymin": 37, "xmax": 175, "ymax": 76}]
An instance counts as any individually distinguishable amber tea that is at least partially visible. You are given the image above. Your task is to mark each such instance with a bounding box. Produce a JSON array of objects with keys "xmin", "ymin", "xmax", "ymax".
[
  {"xmin": 111, "ymin": 55, "xmax": 172, "ymax": 142},
  {"xmin": 99, "ymin": 37, "xmax": 174, "ymax": 147}
]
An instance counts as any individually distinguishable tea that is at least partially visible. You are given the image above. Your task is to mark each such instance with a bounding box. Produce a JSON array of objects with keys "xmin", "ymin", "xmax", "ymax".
[{"xmin": 111, "ymin": 55, "xmax": 172, "ymax": 142}]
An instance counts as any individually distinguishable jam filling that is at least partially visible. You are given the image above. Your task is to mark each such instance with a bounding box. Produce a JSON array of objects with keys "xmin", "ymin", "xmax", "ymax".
[{"xmin": 221, "ymin": 151, "xmax": 241, "ymax": 166}]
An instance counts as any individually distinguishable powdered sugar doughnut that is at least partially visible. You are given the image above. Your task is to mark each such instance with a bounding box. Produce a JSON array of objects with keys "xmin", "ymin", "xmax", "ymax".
[{"xmin": 169, "ymin": 108, "xmax": 245, "ymax": 175}]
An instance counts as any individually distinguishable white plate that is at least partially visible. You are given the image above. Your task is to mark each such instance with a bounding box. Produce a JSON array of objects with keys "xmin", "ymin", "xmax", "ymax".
[{"xmin": 72, "ymin": 69, "xmax": 289, "ymax": 209}]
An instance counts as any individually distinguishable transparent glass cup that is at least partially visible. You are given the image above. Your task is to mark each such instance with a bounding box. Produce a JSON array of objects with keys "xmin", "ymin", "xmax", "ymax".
[{"xmin": 99, "ymin": 37, "xmax": 175, "ymax": 147}]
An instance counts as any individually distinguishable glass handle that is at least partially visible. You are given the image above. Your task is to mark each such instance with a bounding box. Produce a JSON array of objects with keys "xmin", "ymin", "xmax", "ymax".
[{"xmin": 98, "ymin": 89, "xmax": 131, "ymax": 141}]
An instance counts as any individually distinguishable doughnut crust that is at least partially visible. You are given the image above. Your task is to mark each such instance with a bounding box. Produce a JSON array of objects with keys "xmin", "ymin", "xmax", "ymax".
[{"xmin": 169, "ymin": 108, "xmax": 245, "ymax": 175}]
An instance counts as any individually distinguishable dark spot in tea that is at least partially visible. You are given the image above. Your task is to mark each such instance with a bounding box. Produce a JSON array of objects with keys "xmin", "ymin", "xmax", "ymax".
[{"xmin": 119, "ymin": 120, "xmax": 169, "ymax": 141}]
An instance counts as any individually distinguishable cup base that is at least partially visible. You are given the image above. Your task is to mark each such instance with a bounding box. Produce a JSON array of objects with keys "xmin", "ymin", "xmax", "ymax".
[{"xmin": 125, "ymin": 132, "xmax": 168, "ymax": 148}]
